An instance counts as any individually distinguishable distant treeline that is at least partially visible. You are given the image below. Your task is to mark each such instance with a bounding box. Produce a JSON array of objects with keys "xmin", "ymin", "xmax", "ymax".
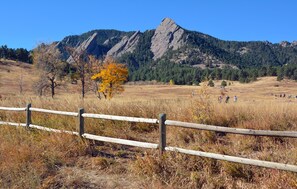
[
  {"xmin": 129, "ymin": 61, "xmax": 297, "ymax": 85},
  {"xmin": 0, "ymin": 45, "xmax": 32, "ymax": 63}
]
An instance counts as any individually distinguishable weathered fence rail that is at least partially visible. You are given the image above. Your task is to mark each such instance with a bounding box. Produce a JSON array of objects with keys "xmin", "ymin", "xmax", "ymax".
[
  {"xmin": 30, "ymin": 107, "xmax": 79, "ymax": 117},
  {"xmin": 0, "ymin": 107, "xmax": 26, "ymax": 111},
  {"xmin": 82, "ymin": 113, "xmax": 158, "ymax": 124},
  {"xmin": 83, "ymin": 133, "xmax": 158, "ymax": 149},
  {"xmin": 166, "ymin": 120, "xmax": 297, "ymax": 138},
  {"xmin": 165, "ymin": 147, "xmax": 297, "ymax": 172},
  {"xmin": 0, "ymin": 121, "xmax": 79, "ymax": 135},
  {"xmin": 1, "ymin": 104, "xmax": 297, "ymax": 173}
]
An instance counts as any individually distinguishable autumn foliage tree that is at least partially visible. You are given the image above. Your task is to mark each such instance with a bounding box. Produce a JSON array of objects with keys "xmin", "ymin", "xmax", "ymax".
[{"xmin": 91, "ymin": 57, "xmax": 128, "ymax": 99}]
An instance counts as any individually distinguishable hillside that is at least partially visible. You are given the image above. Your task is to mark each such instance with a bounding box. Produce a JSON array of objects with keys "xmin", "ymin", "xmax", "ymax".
[
  {"xmin": 45, "ymin": 18, "xmax": 296, "ymax": 85},
  {"xmin": 0, "ymin": 59, "xmax": 80, "ymax": 97},
  {"xmin": 55, "ymin": 18, "xmax": 297, "ymax": 69},
  {"xmin": 0, "ymin": 59, "xmax": 35, "ymax": 96}
]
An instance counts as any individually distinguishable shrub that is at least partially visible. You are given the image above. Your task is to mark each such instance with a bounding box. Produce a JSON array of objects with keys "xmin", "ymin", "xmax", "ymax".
[
  {"xmin": 221, "ymin": 80, "xmax": 227, "ymax": 87},
  {"xmin": 207, "ymin": 80, "xmax": 215, "ymax": 87}
]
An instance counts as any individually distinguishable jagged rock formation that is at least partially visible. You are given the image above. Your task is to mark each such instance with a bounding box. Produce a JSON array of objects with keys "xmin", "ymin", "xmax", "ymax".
[
  {"xmin": 107, "ymin": 31, "xmax": 140, "ymax": 57},
  {"xmin": 103, "ymin": 37, "xmax": 117, "ymax": 46},
  {"xmin": 150, "ymin": 18, "xmax": 185, "ymax": 60},
  {"xmin": 280, "ymin": 41, "xmax": 297, "ymax": 47},
  {"xmin": 67, "ymin": 32, "xmax": 98, "ymax": 63},
  {"xmin": 76, "ymin": 32, "xmax": 98, "ymax": 53},
  {"xmin": 280, "ymin": 41, "xmax": 291, "ymax": 48}
]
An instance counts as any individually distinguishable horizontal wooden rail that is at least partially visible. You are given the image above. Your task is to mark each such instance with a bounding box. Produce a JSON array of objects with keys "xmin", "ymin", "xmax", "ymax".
[
  {"xmin": 165, "ymin": 146, "xmax": 297, "ymax": 172},
  {"xmin": 83, "ymin": 133, "xmax": 158, "ymax": 149},
  {"xmin": 82, "ymin": 113, "xmax": 158, "ymax": 124},
  {"xmin": 0, "ymin": 107, "xmax": 26, "ymax": 111},
  {"xmin": 30, "ymin": 124, "xmax": 79, "ymax": 135},
  {"xmin": 0, "ymin": 121, "xmax": 78, "ymax": 135},
  {"xmin": 0, "ymin": 121, "xmax": 158, "ymax": 149},
  {"xmin": 165, "ymin": 120, "xmax": 297, "ymax": 138},
  {"xmin": 0, "ymin": 121, "xmax": 26, "ymax": 127},
  {"xmin": 30, "ymin": 108, "xmax": 78, "ymax": 117}
]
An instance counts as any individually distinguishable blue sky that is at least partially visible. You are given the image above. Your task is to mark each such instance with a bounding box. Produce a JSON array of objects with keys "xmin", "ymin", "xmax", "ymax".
[{"xmin": 0, "ymin": 0, "xmax": 296, "ymax": 50}]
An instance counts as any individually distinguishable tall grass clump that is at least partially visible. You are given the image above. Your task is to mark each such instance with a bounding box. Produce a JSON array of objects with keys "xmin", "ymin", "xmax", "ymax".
[
  {"xmin": 0, "ymin": 125, "xmax": 90, "ymax": 188},
  {"xmin": 190, "ymin": 84, "xmax": 214, "ymax": 124}
]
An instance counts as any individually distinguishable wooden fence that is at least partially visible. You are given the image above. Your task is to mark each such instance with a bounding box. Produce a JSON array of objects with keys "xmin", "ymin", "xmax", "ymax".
[{"xmin": 1, "ymin": 103, "xmax": 297, "ymax": 173}]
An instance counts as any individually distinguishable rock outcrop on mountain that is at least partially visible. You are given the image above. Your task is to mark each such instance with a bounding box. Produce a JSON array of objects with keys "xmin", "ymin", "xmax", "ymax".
[
  {"xmin": 67, "ymin": 32, "xmax": 98, "ymax": 63},
  {"xmin": 107, "ymin": 31, "xmax": 140, "ymax": 57},
  {"xmin": 280, "ymin": 41, "xmax": 291, "ymax": 48},
  {"xmin": 279, "ymin": 41, "xmax": 297, "ymax": 47},
  {"xmin": 76, "ymin": 32, "xmax": 98, "ymax": 53},
  {"xmin": 150, "ymin": 18, "xmax": 185, "ymax": 60}
]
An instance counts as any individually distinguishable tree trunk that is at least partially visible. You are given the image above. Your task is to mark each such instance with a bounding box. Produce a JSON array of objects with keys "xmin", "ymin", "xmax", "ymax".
[
  {"xmin": 109, "ymin": 82, "xmax": 112, "ymax": 99},
  {"xmin": 81, "ymin": 77, "xmax": 85, "ymax": 98},
  {"xmin": 50, "ymin": 79, "xmax": 55, "ymax": 98},
  {"xmin": 102, "ymin": 92, "xmax": 107, "ymax": 99}
]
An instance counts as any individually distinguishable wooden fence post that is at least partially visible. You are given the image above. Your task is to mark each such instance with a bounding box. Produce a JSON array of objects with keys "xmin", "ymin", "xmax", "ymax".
[
  {"xmin": 159, "ymin": 113, "xmax": 166, "ymax": 155},
  {"xmin": 26, "ymin": 103, "xmax": 31, "ymax": 128},
  {"xmin": 78, "ymin": 108, "xmax": 84, "ymax": 137}
]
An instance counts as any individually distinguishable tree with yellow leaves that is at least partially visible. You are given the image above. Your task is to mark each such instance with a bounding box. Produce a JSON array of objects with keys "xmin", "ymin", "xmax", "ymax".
[{"xmin": 91, "ymin": 57, "xmax": 128, "ymax": 99}]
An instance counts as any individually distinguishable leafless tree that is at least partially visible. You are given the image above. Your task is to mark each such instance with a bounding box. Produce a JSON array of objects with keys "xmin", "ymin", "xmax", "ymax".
[
  {"xmin": 89, "ymin": 55, "xmax": 102, "ymax": 99},
  {"xmin": 33, "ymin": 76, "xmax": 48, "ymax": 96},
  {"xmin": 67, "ymin": 48, "xmax": 101, "ymax": 98},
  {"xmin": 33, "ymin": 43, "xmax": 67, "ymax": 98}
]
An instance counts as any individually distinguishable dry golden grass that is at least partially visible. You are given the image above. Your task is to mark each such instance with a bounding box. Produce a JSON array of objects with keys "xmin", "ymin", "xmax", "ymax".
[
  {"xmin": 1, "ymin": 61, "xmax": 297, "ymax": 188},
  {"xmin": 0, "ymin": 59, "xmax": 36, "ymax": 96}
]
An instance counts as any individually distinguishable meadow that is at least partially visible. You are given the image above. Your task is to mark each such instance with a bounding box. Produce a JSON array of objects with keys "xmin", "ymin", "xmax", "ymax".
[{"xmin": 1, "ymin": 60, "xmax": 297, "ymax": 188}]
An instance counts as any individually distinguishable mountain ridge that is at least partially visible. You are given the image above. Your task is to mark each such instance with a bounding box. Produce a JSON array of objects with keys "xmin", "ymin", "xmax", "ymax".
[{"xmin": 54, "ymin": 18, "xmax": 297, "ymax": 70}]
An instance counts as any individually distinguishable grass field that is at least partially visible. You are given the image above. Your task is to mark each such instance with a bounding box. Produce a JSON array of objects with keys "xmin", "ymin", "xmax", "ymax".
[{"xmin": 1, "ymin": 60, "xmax": 297, "ymax": 188}]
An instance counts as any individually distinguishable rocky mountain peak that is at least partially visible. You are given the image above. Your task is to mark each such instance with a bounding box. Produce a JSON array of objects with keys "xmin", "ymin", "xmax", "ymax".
[
  {"xmin": 150, "ymin": 18, "xmax": 185, "ymax": 60},
  {"xmin": 161, "ymin": 17, "xmax": 177, "ymax": 27}
]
